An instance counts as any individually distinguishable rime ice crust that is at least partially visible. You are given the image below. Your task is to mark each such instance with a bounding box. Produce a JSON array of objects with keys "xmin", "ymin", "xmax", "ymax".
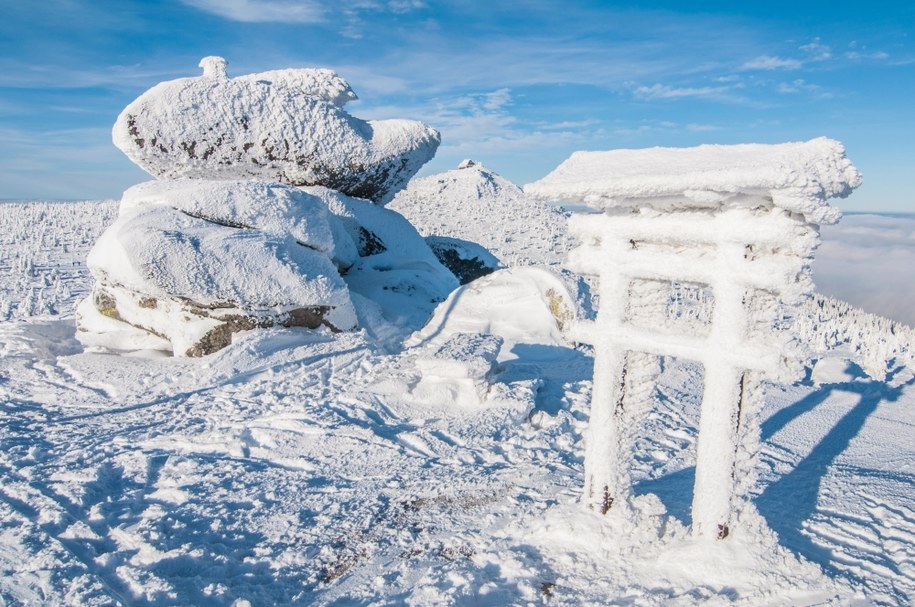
[
  {"xmin": 525, "ymin": 137, "xmax": 863, "ymax": 224},
  {"xmin": 303, "ymin": 185, "xmax": 459, "ymax": 332},
  {"xmin": 113, "ymin": 57, "xmax": 440, "ymax": 205}
]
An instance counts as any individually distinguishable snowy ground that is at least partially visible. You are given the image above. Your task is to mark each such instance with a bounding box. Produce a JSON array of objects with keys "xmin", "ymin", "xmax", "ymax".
[{"xmin": 1, "ymin": 201, "xmax": 914, "ymax": 606}]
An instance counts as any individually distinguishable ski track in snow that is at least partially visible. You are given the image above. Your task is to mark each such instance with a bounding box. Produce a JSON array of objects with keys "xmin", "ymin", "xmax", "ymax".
[{"xmin": 1, "ymin": 200, "xmax": 914, "ymax": 605}]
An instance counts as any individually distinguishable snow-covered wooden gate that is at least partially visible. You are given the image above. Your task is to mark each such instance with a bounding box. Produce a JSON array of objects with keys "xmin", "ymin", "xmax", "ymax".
[{"xmin": 525, "ymin": 138, "xmax": 862, "ymax": 539}]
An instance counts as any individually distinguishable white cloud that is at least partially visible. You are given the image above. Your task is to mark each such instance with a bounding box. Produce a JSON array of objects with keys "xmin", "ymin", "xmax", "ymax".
[
  {"xmin": 685, "ymin": 123, "xmax": 719, "ymax": 133},
  {"xmin": 815, "ymin": 214, "xmax": 915, "ymax": 326},
  {"xmin": 0, "ymin": 59, "xmax": 186, "ymax": 90},
  {"xmin": 180, "ymin": 0, "xmax": 326, "ymax": 23},
  {"xmin": 356, "ymin": 87, "xmax": 588, "ymax": 162},
  {"xmin": 387, "ymin": 0, "xmax": 426, "ymax": 12},
  {"xmin": 633, "ymin": 83, "xmax": 735, "ymax": 101},
  {"xmin": 741, "ymin": 55, "xmax": 802, "ymax": 70},
  {"xmin": 741, "ymin": 39, "xmax": 835, "ymax": 73},
  {"xmin": 845, "ymin": 51, "xmax": 890, "ymax": 61},
  {"xmin": 179, "ymin": 0, "xmax": 426, "ymax": 24},
  {"xmin": 775, "ymin": 78, "xmax": 833, "ymax": 99},
  {"xmin": 610, "ymin": 119, "xmax": 718, "ymax": 137},
  {"xmin": 482, "ymin": 88, "xmax": 512, "ymax": 111},
  {"xmin": 800, "ymin": 37, "xmax": 832, "ymax": 61},
  {"xmin": 0, "ymin": 126, "xmax": 148, "ymax": 199}
]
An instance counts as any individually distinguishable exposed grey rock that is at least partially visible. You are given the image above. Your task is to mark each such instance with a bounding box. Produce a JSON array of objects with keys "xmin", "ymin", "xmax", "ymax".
[{"xmin": 425, "ymin": 235, "xmax": 500, "ymax": 285}]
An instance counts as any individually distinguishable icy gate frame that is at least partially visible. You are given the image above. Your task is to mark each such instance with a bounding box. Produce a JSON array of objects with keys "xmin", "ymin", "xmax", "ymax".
[
  {"xmin": 568, "ymin": 209, "xmax": 814, "ymax": 539},
  {"xmin": 525, "ymin": 138, "xmax": 863, "ymax": 539}
]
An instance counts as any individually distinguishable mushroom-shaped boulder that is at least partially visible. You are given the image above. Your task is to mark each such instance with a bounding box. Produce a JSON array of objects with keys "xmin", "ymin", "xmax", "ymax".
[{"xmin": 113, "ymin": 57, "xmax": 440, "ymax": 205}]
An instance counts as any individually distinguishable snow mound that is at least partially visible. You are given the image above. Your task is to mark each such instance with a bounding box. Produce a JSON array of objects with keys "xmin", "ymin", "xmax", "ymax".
[
  {"xmin": 525, "ymin": 137, "xmax": 862, "ymax": 224},
  {"xmin": 409, "ymin": 332, "xmax": 504, "ymax": 408},
  {"xmin": 409, "ymin": 266, "xmax": 584, "ymax": 358},
  {"xmin": 80, "ymin": 182, "xmax": 357, "ymax": 356},
  {"xmin": 113, "ymin": 56, "xmax": 440, "ymax": 205},
  {"xmin": 389, "ymin": 160, "xmax": 571, "ymax": 266}
]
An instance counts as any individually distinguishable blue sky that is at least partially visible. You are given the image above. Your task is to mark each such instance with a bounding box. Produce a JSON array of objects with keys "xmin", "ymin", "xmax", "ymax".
[{"xmin": 1, "ymin": 0, "xmax": 913, "ymax": 211}]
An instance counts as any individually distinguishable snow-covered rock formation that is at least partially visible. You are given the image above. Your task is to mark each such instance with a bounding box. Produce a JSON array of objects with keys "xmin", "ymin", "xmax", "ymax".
[
  {"xmin": 79, "ymin": 181, "xmax": 357, "ymax": 356},
  {"xmin": 80, "ymin": 57, "xmax": 451, "ymax": 356},
  {"xmin": 408, "ymin": 332, "xmax": 504, "ymax": 408},
  {"xmin": 528, "ymin": 137, "xmax": 862, "ymax": 539},
  {"xmin": 424, "ymin": 235, "xmax": 501, "ymax": 285},
  {"xmin": 113, "ymin": 56, "xmax": 440, "ymax": 205},
  {"xmin": 389, "ymin": 160, "xmax": 571, "ymax": 266}
]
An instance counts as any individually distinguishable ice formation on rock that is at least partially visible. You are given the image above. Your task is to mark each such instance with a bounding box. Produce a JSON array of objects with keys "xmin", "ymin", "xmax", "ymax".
[
  {"xmin": 113, "ymin": 57, "xmax": 440, "ymax": 205},
  {"xmin": 408, "ymin": 332, "xmax": 504, "ymax": 408},
  {"xmin": 528, "ymin": 138, "xmax": 862, "ymax": 539},
  {"xmin": 389, "ymin": 160, "xmax": 571, "ymax": 266}
]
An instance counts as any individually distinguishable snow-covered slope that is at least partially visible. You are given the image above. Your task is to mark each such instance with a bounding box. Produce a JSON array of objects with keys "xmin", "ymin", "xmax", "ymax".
[
  {"xmin": 389, "ymin": 160, "xmax": 571, "ymax": 267},
  {"xmin": 0, "ymin": 200, "xmax": 118, "ymax": 320},
  {"xmin": 2, "ymin": 200, "xmax": 914, "ymax": 606}
]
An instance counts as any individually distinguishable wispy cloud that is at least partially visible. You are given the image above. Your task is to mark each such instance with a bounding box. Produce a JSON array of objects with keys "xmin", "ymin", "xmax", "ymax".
[
  {"xmin": 0, "ymin": 59, "xmax": 192, "ymax": 90},
  {"xmin": 632, "ymin": 83, "xmax": 741, "ymax": 102},
  {"xmin": 741, "ymin": 55, "xmax": 802, "ymax": 70},
  {"xmin": 482, "ymin": 88, "xmax": 512, "ymax": 111},
  {"xmin": 741, "ymin": 37, "xmax": 835, "ymax": 72},
  {"xmin": 844, "ymin": 42, "xmax": 890, "ymax": 61},
  {"xmin": 358, "ymin": 87, "xmax": 588, "ymax": 159},
  {"xmin": 845, "ymin": 50, "xmax": 889, "ymax": 60},
  {"xmin": 799, "ymin": 37, "xmax": 832, "ymax": 61},
  {"xmin": 0, "ymin": 126, "xmax": 147, "ymax": 199},
  {"xmin": 179, "ymin": 0, "xmax": 426, "ymax": 27},
  {"xmin": 179, "ymin": 0, "xmax": 326, "ymax": 23},
  {"xmin": 611, "ymin": 119, "xmax": 719, "ymax": 137},
  {"xmin": 776, "ymin": 78, "xmax": 833, "ymax": 98},
  {"xmin": 685, "ymin": 123, "xmax": 720, "ymax": 133}
]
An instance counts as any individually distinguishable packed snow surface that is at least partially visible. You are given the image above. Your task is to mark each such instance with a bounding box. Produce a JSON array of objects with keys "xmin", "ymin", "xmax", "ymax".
[
  {"xmin": 2, "ymin": 200, "xmax": 914, "ymax": 605},
  {"xmin": 113, "ymin": 57, "xmax": 440, "ymax": 204},
  {"xmin": 524, "ymin": 137, "xmax": 862, "ymax": 223}
]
